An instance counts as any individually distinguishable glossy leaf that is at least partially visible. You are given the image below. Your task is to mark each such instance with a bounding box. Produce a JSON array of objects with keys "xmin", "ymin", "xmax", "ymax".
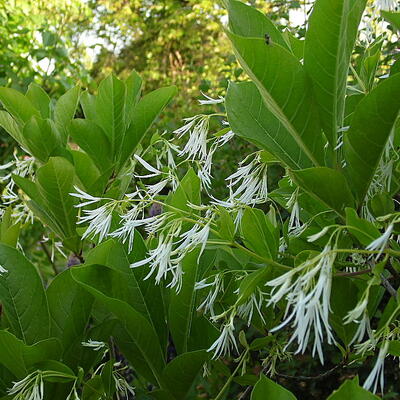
[
  {"xmin": 35, "ymin": 157, "xmax": 79, "ymax": 248},
  {"xmin": 71, "ymin": 264, "xmax": 166, "ymax": 386},
  {"xmin": 95, "ymin": 74, "xmax": 126, "ymax": 156},
  {"xmin": 0, "ymin": 87, "xmax": 40, "ymax": 125},
  {"xmin": 54, "ymin": 85, "xmax": 80, "ymax": 144},
  {"xmin": 251, "ymin": 375, "xmax": 296, "ymax": 400},
  {"xmin": 47, "ymin": 270, "xmax": 94, "ymax": 365},
  {"xmin": 291, "ymin": 167, "xmax": 355, "ymax": 215},
  {"xmin": 327, "ymin": 377, "xmax": 379, "ymax": 399},
  {"xmin": 225, "ymin": 0, "xmax": 288, "ymax": 49},
  {"xmin": 226, "ymin": 30, "xmax": 325, "ymax": 167},
  {"xmin": 169, "ymin": 249, "xmax": 200, "ymax": 354},
  {"xmin": 304, "ymin": 0, "xmax": 367, "ymax": 146},
  {"xmin": 344, "ymin": 73, "xmax": 400, "ymax": 203},
  {"xmin": 162, "ymin": 350, "xmax": 209, "ymax": 400},
  {"xmin": 118, "ymin": 85, "xmax": 177, "ymax": 169},
  {"xmin": 26, "ymin": 83, "xmax": 51, "ymax": 119},
  {"xmin": 68, "ymin": 119, "xmax": 113, "ymax": 173},
  {"xmin": 0, "ymin": 244, "xmax": 50, "ymax": 344},
  {"xmin": 226, "ymin": 82, "xmax": 312, "ymax": 169}
]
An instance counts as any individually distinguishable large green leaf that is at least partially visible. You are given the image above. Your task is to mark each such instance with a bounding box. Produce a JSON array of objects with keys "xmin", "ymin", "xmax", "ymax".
[
  {"xmin": 0, "ymin": 331, "xmax": 61, "ymax": 378},
  {"xmin": 124, "ymin": 70, "xmax": 143, "ymax": 126},
  {"xmin": 241, "ymin": 207, "xmax": 279, "ymax": 260},
  {"xmin": 162, "ymin": 350, "xmax": 209, "ymax": 400},
  {"xmin": 54, "ymin": 85, "xmax": 81, "ymax": 145},
  {"xmin": 95, "ymin": 74, "xmax": 126, "ymax": 157},
  {"xmin": 251, "ymin": 375, "xmax": 296, "ymax": 399},
  {"xmin": 71, "ymin": 264, "xmax": 166, "ymax": 386},
  {"xmin": 169, "ymin": 250, "xmax": 200, "ymax": 354},
  {"xmin": 0, "ymin": 244, "xmax": 50, "ymax": 344},
  {"xmin": 47, "ymin": 270, "xmax": 93, "ymax": 365},
  {"xmin": 226, "ymin": 31, "xmax": 325, "ymax": 167},
  {"xmin": 117, "ymin": 86, "xmax": 177, "ymax": 169},
  {"xmin": 35, "ymin": 157, "xmax": 78, "ymax": 248},
  {"xmin": 68, "ymin": 119, "xmax": 113, "ymax": 173},
  {"xmin": 344, "ymin": 73, "xmax": 400, "ymax": 203},
  {"xmin": 0, "ymin": 87, "xmax": 40, "ymax": 125},
  {"xmin": 304, "ymin": 0, "xmax": 367, "ymax": 147},
  {"xmin": 26, "ymin": 83, "xmax": 51, "ymax": 119},
  {"xmin": 225, "ymin": 0, "xmax": 288, "ymax": 49},
  {"xmin": 327, "ymin": 377, "xmax": 379, "ymax": 399},
  {"xmin": 226, "ymin": 82, "xmax": 311, "ymax": 169},
  {"xmin": 0, "ymin": 110, "xmax": 24, "ymax": 146},
  {"xmin": 23, "ymin": 116, "xmax": 61, "ymax": 163},
  {"xmin": 291, "ymin": 167, "xmax": 355, "ymax": 215}
]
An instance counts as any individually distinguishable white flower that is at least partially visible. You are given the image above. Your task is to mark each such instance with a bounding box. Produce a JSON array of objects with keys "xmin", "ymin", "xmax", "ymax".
[
  {"xmin": 307, "ymin": 226, "xmax": 330, "ymax": 243},
  {"xmin": 174, "ymin": 115, "xmax": 210, "ymax": 161},
  {"xmin": 0, "ymin": 263, "xmax": 8, "ymax": 275},
  {"xmin": 350, "ymin": 312, "xmax": 373, "ymax": 345},
  {"xmin": 366, "ymin": 224, "xmax": 393, "ymax": 258},
  {"xmin": 114, "ymin": 373, "xmax": 135, "ymax": 399},
  {"xmin": 207, "ymin": 318, "xmax": 238, "ymax": 359},
  {"xmin": 130, "ymin": 222, "xmax": 184, "ymax": 290},
  {"xmin": 217, "ymin": 129, "xmax": 235, "ymax": 146},
  {"xmin": 267, "ymin": 246, "xmax": 336, "ymax": 364},
  {"xmin": 82, "ymin": 339, "xmax": 107, "ymax": 351},
  {"xmin": 8, "ymin": 372, "xmax": 44, "ymax": 400},
  {"xmin": 69, "ymin": 186, "xmax": 104, "ymax": 207},
  {"xmin": 177, "ymin": 221, "xmax": 211, "ymax": 260},
  {"xmin": 375, "ymin": 0, "xmax": 398, "ymax": 10},
  {"xmin": 236, "ymin": 288, "xmax": 266, "ymax": 326},
  {"xmin": 78, "ymin": 202, "xmax": 116, "ymax": 243},
  {"xmin": 363, "ymin": 341, "xmax": 389, "ymax": 393},
  {"xmin": 133, "ymin": 154, "xmax": 163, "ymax": 178},
  {"xmin": 197, "ymin": 144, "xmax": 217, "ymax": 188},
  {"xmin": 198, "ymin": 92, "xmax": 224, "ymax": 105},
  {"xmin": 226, "ymin": 153, "xmax": 268, "ymax": 206},
  {"xmin": 196, "ymin": 274, "xmax": 224, "ymax": 317}
]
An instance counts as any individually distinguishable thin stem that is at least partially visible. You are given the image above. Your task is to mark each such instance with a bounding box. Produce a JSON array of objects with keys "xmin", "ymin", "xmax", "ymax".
[{"xmin": 213, "ymin": 350, "xmax": 249, "ymax": 400}]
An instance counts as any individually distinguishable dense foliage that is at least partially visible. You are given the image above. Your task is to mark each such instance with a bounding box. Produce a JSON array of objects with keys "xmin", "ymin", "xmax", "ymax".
[{"xmin": 1, "ymin": 0, "xmax": 400, "ymax": 399}]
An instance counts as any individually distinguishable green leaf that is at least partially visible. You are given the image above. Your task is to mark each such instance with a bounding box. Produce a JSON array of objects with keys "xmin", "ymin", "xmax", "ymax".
[
  {"xmin": 47, "ymin": 270, "xmax": 93, "ymax": 366},
  {"xmin": 0, "ymin": 110, "xmax": 24, "ymax": 146},
  {"xmin": 80, "ymin": 90, "xmax": 96, "ymax": 121},
  {"xmin": 125, "ymin": 70, "xmax": 143, "ymax": 125},
  {"xmin": 162, "ymin": 350, "xmax": 209, "ymax": 400},
  {"xmin": 69, "ymin": 119, "xmax": 113, "ymax": 173},
  {"xmin": 26, "ymin": 83, "xmax": 51, "ymax": 119},
  {"xmin": 226, "ymin": 0, "xmax": 289, "ymax": 49},
  {"xmin": 166, "ymin": 168, "xmax": 201, "ymax": 214},
  {"xmin": 0, "ymin": 87, "xmax": 40, "ymax": 125},
  {"xmin": 169, "ymin": 249, "xmax": 200, "ymax": 354},
  {"xmin": 291, "ymin": 167, "xmax": 355, "ymax": 215},
  {"xmin": 251, "ymin": 375, "xmax": 296, "ymax": 400},
  {"xmin": 70, "ymin": 150, "xmax": 102, "ymax": 193},
  {"xmin": 345, "ymin": 208, "xmax": 380, "ymax": 246},
  {"xmin": 241, "ymin": 208, "xmax": 278, "ymax": 260},
  {"xmin": 304, "ymin": 0, "xmax": 367, "ymax": 146},
  {"xmin": 71, "ymin": 264, "xmax": 166, "ymax": 386},
  {"xmin": 54, "ymin": 85, "xmax": 80, "ymax": 145},
  {"xmin": 95, "ymin": 74, "xmax": 126, "ymax": 157},
  {"xmin": 23, "ymin": 116, "xmax": 61, "ymax": 163},
  {"xmin": 35, "ymin": 157, "xmax": 78, "ymax": 248},
  {"xmin": 226, "ymin": 31, "xmax": 325, "ymax": 167},
  {"xmin": 0, "ymin": 244, "xmax": 50, "ymax": 344},
  {"xmin": 0, "ymin": 331, "xmax": 61, "ymax": 378},
  {"xmin": 344, "ymin": 73, "xmax": 400, "ymax": 203},
  {"xmin": 327, "ymin": 377, "xmax": 379, "ymax": 399},
  {"xmin": 226, "ymin": 82, "xmax": 312, "ymax": 169},
  {"xmin": 217, "ymin": 208, "xmax": 236, "ymax": 242},
  {"xmin": 118, "ymin": 86, "xmax": 177, "ymax": 169},
  {"xmin": 381, "ymin": 11, "xmax": 400, "ymax": 32}
]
